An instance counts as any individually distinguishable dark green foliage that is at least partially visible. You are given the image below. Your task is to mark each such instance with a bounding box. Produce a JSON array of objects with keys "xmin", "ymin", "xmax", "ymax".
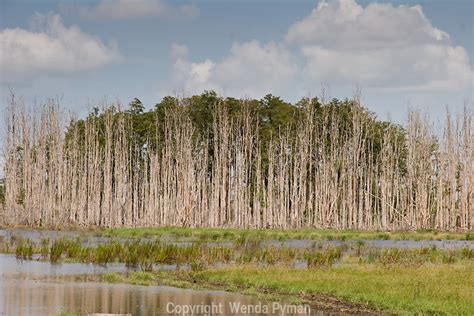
[
  {"xmin": 64, "ymin": 91, "xmax": 407, "ymax": 177},
  {"xmin": 257, "ymin": 94, "xmax": 296, "ymax": 141},
  {"xmin": 186, "ymin": 90, "xmax": 220, "ymax": 136},
  {"xmin": 128, "ymin": 98, "xmax": 145, "ymax": 115}
]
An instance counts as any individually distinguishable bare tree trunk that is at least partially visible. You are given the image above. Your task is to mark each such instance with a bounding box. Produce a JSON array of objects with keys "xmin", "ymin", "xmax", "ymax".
[{"xmin": 2, "ymin": 95, "xmax": 472, "ymax": 231}]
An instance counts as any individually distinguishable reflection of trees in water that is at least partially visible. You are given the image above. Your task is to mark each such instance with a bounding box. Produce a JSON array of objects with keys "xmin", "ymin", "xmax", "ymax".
[{"xmin": 4, "ymin": 277, "xmax": 285, "ymax": 316}]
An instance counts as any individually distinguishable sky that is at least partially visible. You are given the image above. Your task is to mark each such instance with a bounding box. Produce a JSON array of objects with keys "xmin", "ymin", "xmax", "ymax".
[{"xmin": 0, "ymin": 0, "xmax": 473, "ymax": 123}]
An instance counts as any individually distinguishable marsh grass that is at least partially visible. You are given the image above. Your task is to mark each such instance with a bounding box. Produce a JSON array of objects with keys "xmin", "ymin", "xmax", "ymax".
[
  {"xmin": 40, "ymin": 238, "xmax": 49, "ymax": 259},
  {"xmin": 14, "ymin": 237, "xmax": 33, "ymax": 260},
  {"xmin": 355, "ymin": 246, "xmax": 474, "ymax": 267},
  {"xmin": 190, "ymin": 260, "xmax": 207, "ymax": 272},
  {"xmin": 101, "ymin": 272, "xmax": 123, "ymax": 283},
  {"xmin": 305, "ymin": 246, "xmax": 342, "ymax": 268},
  {"xmin": 49, "ymin": 238, "xmax": 82, "ymax": 263},
  {"xmin": 50, "ymin": 239, "xmax": 64, "ymax": 263},
  {"xmin": 101, "ymin": 227, "xmax": 470, "ymax": 242},
  {"xmin": 7, "ymin": 234, "xmax": 472, "ymax": 272}
]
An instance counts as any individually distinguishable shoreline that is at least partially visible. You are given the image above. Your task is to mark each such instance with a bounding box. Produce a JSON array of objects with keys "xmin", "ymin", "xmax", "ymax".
[
  {"xmin": 59, "ymin": 261, "xmax": 473, "ymax": 315},
  {"xmin": 33, "ymin": 268, "xmax": 384, "ymax": 315},
  {"xmin": 104, "ymin": 262, "xmax": 474, "ymax": 315},
  {"xmin": 1, "ymin": 225, "xmax": 472, "ymax": 242},
  {"xmin": 1, "ymin": 227, "xmax": 473, "ymax": 315}
]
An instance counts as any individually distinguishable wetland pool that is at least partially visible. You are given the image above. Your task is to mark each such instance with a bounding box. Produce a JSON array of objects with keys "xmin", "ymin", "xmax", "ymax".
[{"xmin": 0, "ymin": 254, "xmax": 318, "ymax": 316}]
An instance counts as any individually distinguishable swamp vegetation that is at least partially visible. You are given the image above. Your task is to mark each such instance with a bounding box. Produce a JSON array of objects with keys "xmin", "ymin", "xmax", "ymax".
[
  {"xmin": 100, "ymin": 226, "xmax": 473, "ymax": 241},
  {"xmin": 6, "ymin": 233, "xmax": 473, "ymax": 269},
  {"xmin": 1, "ymin": 228, "xmax": 473, "ymax": 315},
  {"xmin": 1, "ymin": 91, "xmax": 473, "ymax": 314},
  {"xmin": 2, "ymin": 92, "xmax": 473, "ymax": 230}
]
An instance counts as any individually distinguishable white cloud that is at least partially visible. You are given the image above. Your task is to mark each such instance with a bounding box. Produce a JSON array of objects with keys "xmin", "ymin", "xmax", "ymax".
[
  {"xmin": 81, "ymin": 0, "xmax": 198, "ymax": 19},
  {"xmin": 300, "ymin": 44, "xmax": 473, "ymax": 91},
  {"xmin": 190, "ymin": 59, "xmax": 214, "ymax": 84},
  {"xmin": 171, "ymin": 0, "xmax": 473, "ymax": 97},
  {"xmin": 287, "ymin": 0, "xmax": 473, "ymax": 91},
  {"xmin": 0, "ymin": 13, "xmax": 121, "ymax": 82},
  {"xmin": 172, "ymin": 40, "xmax": 299, "ymax": 97},
  {"xmin": 285, "ymin": 0, "xmax": 449, "ymax": 49}
]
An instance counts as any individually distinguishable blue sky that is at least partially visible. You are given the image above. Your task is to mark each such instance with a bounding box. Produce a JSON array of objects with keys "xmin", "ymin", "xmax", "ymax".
[{"xmin": 0, "ymin": 0, "xmax": 473, "ymax": 123}]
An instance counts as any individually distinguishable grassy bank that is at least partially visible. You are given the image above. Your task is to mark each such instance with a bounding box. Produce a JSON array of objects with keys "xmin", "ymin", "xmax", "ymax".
[
  {"xmin": 3, "ymin": 225, "xmax": 472, "ymax": 241},
  {"xmin": 101, "ymin": 226, "xmax": 472, "ymax": 241},
  {"xmin": 98, "ymin": 262, "xmax": 474, "ymax": 315},
  {"xmin": 198, "ymin": 263, "xmax": 474, "ymax": 315}
]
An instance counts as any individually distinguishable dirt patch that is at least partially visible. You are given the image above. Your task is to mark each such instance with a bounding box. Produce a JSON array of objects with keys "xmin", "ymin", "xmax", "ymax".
[{"xmin": 300, "ymin": 292, "xmax": 385, "ymax": 315}]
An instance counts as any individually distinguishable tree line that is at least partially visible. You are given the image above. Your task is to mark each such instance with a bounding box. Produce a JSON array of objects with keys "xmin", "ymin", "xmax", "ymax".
[{"xmin": 2, "ymin": 91, "xmax": 472, "ymax": 230}]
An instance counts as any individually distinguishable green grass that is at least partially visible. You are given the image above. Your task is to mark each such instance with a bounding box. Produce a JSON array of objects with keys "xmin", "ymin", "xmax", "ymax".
[
  {"xmin": 101, "ymin": 226, "xmax": 470, "ymax": 241},
  {"xmin": 14, "ymin": 237, "xmax": 33, "ymax": 260},
  {"xmin": 2, "ymin": 226, "xmax": 470, "ymax": 242},
  {"xmin": 96, "ymin": 261, "xmax": 474, "ymax": 315},
  {"xmin": 192, "ymin": 263, "xmax": 474, "ymax": 315},
  {"xmin": 101, "ymin": 272, "xmax": 123, "ymax": 283}
]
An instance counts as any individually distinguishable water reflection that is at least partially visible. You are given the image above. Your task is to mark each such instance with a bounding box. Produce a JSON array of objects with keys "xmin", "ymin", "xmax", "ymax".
[
  {"xmin": 3, "ymin": 279, "xmax": 301, "ymax": 316},
  {"xmin": 0, "ymin": 254, "xmax": 127, "ymax": 277},
  {"xmin": 0, "ymin": 254, "xmax": 318, "ymax": 316}
]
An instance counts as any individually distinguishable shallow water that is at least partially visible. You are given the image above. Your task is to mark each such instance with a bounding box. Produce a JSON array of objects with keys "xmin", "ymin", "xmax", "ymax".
[
  {"xmin": 1, "ymin": 228, "xmax": 472, "ymax": 250},
  {"xmin": 3, "ymin": 279, "xmax": 314, "ymax": 316},
  {"xmin": 0, "ymin": 254, "xmax": 128, "ymax": 277},
  {"xmin": 0, "ymin": 254, "xmax": 318, "ymax": 316},
  {"xmin": 264, "ymin": 239, "xmax": 474, "ymax": 250}
]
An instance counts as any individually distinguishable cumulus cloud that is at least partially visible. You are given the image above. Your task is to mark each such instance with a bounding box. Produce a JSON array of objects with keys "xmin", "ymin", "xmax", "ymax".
[
  {"xmin": 172, "ymin": 40, "xmax": 299, "ymax": 97},
  {"xmin": 285, "ymin": 0, "xmax": 449, "ymax": 49},
  {"xmin": 287, "ymin": 0, "xmax": 473, "ymax": 91},
  {"xmin": 0, "ymin": 13, "xmax": 121, "ymax": 82},
  {"xmin": 172, "ymin": 0, "xmax": 472, "ymax": 96},
  {"xmin": 81, "ymin": 0, "xmax": 199, "ymax": 19},
  {"xmin": 300, "ymin": 45, "xmax": 473, "ymax": 91}
]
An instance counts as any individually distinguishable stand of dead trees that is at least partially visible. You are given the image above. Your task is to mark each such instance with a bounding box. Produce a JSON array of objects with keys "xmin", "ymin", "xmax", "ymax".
[{"xmin": 2, "ymin": 94, "xmax": 473, "ymax": 230}]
